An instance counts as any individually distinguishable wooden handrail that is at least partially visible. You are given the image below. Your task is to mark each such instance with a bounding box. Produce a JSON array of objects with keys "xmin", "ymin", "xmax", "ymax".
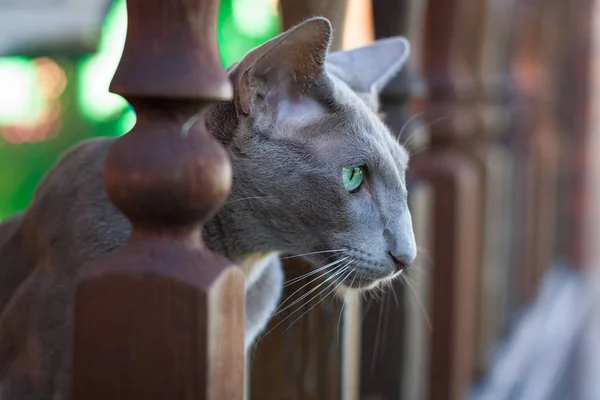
[{"xmin": 71, "ymin": 0, "xmax": 245, "ymax": 399}]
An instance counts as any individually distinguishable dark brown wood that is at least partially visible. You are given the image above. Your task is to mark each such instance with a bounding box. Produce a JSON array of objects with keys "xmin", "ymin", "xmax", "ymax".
[
  {"xmin": 409, "ymin": 0, "xmax": 483, "ymax": 396},
  {"xmin": 532, "ymin": 0, "xmax": 561, "ymax": 285},
  {"xmin": 279, "ymin": 0, "xmax": 349, "ymax": 51},
  {"xmin": 509, "ymin": 0, "xmax": 559, "ymax": 305},
  {"xmin": 71, "ymin": 0, "xmax": 245, "ymax": 399},
  {"xmin": 408, "ymin": 153, "xmax": 480, "ymax": 400},
  {"xmin": 553, "ymin": 0, "xmax": 578, "ymax": 265},
  {"xmin": 473, "ymin": 0, "xmax": 517, "ymax": 376},
  {"xmin": 564, "ymin": 0, "xmax": 594, "ymax": 268}
]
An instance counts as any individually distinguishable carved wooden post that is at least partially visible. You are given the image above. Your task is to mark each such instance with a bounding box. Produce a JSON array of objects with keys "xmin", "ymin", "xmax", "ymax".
[
  {"xmin": 248, "ymin": 2, "xmax": 354, "ymax": 399},
  {"xmin": 531, "ymin": 0, "xmax": 561, "ymax": 287},
  {"xmin": 553, "ymin": 0, "xmax": 578, "ymax": 266},
  {"xmin": 71, "ymin": 1, "xmax": 245, "ymax": 399},
  {"xmin": 509, "ymin": 0, "xmax": 560, "ymax": 305},
  {"xmin": 564, "ymin": 0, "xmax": 594, "ymax": 268},
  {"xmin": 279, "ymin": 0, "xmax": 349, "ymax": 51},
  {"xmin": 473, "ymin": 0, "xmax": 517, "ymax": 376},
  {"xmin": 406, "ymin": 0, "xmax": 483, "ymax": 397},
  {"xmin": 577, "ymin": 0, "xmax": 599, "ymax": 270}
]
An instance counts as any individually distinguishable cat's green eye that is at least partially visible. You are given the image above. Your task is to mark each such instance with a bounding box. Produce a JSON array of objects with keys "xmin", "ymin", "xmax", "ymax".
[{"xmin": 342, "ymin": 166, "xmax": 365, "ymax": 192}]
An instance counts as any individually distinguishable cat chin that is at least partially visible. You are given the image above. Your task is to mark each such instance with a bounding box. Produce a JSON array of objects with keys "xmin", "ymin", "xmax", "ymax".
[
  {"xmin": 335, "ymin": 273, "xmax": 400, "ymax": 298},
  {"xmin": 334, "ymin": 282, "xmax": 380, "ymax": 300},
  {"xmin": 338, "ymin": 269, "xmax": 405, "ymax": 297}
]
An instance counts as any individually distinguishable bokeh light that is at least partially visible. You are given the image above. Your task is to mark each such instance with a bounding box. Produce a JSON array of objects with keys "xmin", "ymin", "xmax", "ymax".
[
  {"xmin": 0, "ymin": 58, "xmax": 44, "ymax": 125},
  {"xmin": 77, "ymin": 0, "xmax": 128, "ymax": 123}
]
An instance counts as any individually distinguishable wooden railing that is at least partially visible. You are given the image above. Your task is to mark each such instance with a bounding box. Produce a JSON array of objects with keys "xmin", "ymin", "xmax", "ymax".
[{"xmin": 69, "ymin": 0, "xmax": 594, "ymax": 399}]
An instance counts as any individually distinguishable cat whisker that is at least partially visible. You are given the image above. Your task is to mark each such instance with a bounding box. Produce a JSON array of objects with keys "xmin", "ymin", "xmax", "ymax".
[
  {"xmin": 361, "ymin": 293, "xmax": 372, "ymax": 325},
  {"xmin": 371, "ymin": 287, "xmax": 387, "ymax": 375},
  {"xmin": 263, "ymin": 262, "xmax": 354, "ymax": 338},
  {"xmin": 400, "ymin": 273, "xmax": 432, "ymax": 331},
  {"xmin": 409, "ymin": 262, "xmax": 429, "ymax": 278},
  {"xmin": 251, "ymin": 263, "xmax": 352, "ymax": 362},
  {"xmin": 396, "ymin": 112, "xmax": 424, "ymax": 144},
  {"xmin": 381, "ymin": 289, "xmax": 392, "ymax": 357},
  {"xmin": 180, "ymin": 111, "xmax": 203, "ymax": 137},
  {"xmin": 337, "ymin": 270, "xmax": 358, "ymax": 346},
  {"xmin": 280, "ymin": 249, "xmax": 347, "ymax": 260},
  {"xmin": 407, "ymin": 147, "xmax": 427, "ymax": 157},
  {"xmin": 282, "ymin": 263, "xmax": 356, "ymax": 334},
  {"xmin": 283, "ymin": 256, "xmax": 349, "ymax": 287},
  {"xmin": 390, "ymin": 281, "xmax": 401, "ymax": 308},
  {"xmin": 404, "ymin": 115, "xmax": 451, "ymax": 154},
  {"xmin": 337, "ymin": 296, "xmax": 347, "ymax": 347},
  {"xmin": 416, "ymin": 245, "xmax": 433, "ymax": 265},
  {"xmin": 275, "ymin": 259, "xmax": 350, "ymax": 316}
]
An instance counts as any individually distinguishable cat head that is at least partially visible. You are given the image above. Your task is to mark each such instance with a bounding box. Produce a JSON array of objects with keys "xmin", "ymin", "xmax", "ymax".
[{"xmin": 212, "ymin": 17, "xmax": 416, "ymax": 289}]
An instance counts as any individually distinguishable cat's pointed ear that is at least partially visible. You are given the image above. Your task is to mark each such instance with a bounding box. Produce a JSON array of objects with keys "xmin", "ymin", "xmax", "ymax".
[
  {"xmin": 326, "ymin": 37, "xmax": 410, "ymax": 107},
  {"xmin": 230, "ymin": 17, "xmax": 332, "ymax": 130}
]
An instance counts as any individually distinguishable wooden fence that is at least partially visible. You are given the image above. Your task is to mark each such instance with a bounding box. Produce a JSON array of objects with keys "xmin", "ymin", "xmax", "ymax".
[{"xmin": 71, "ymin": 0, "xmax": 595, "ymax": 399}]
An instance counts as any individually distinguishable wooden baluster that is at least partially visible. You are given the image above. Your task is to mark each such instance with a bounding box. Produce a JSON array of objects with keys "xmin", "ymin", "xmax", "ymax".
[
  {"xmin": 406, "ymin": 0, "xmax": 483, "ymax": 397},
  {"xmin": 361, "ymin": 1, "xmax": 427, "ymax": 399},
  {"xmin": 553, "ymin": 0, "xmax": 578, "ymax": 265},
  {"xmin": 578, "ymin": 0, "xmax": 598, "ymax": 270},
  {"xmin": 279, "ymin": 0, "xmax": 349, "ymax": 51},
  {"xmin": 248, "ymin": 2, "xmax": 354, "ymax": 400},
  {"xmin": 563, "ymin": 0, "xmax": 594, "ymax": 268},
  {"xmin": 71, "ymin": 1, "xmax": 245, "ymax": 399},
  {"xmin": 532, "ymin": 0, "xmax": 561, "ymax": 284},
  {"xmin": 473, "ymin": 0, "xmax": 517, "ymax": 376},
  {"xmin": 509, "ymin": 0, "xmax": 552, "ymax": 306}
]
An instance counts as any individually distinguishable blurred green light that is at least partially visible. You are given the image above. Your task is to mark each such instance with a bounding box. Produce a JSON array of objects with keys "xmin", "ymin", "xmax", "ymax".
[
  {"xmin": 78, "ymin": 0, "xmax": 128, "ymax": 122},
  {"xmin": 79, "ymin": 0, "xmax": 280, "ymax": 122},
  {"xmin": 118, "ymin": 107, "xmax": 136, "ymax": 135},
  {"xmin": 0, "ymin": 58, "xmax": 44, "ymax": 125},
  {"xmin": 232, "ymin": 0, "xmax": 278, "ymax": 38}
]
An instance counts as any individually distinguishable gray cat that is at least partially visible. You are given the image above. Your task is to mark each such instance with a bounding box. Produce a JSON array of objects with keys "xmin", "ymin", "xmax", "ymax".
[{"xmin": 0, "ymin": 17, "xmax": 416, "ymax": 399}]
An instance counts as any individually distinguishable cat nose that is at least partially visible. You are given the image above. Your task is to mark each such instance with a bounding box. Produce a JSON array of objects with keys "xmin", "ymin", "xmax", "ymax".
[{"xmin": 389, "ymin": 252, "xmax": 412, "ymax": 272}]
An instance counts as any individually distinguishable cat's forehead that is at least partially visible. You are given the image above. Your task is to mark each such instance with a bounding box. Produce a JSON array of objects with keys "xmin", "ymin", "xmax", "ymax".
[{"xmin": 324, "ymin": 74, "xmax": 410, "ymax": 169}]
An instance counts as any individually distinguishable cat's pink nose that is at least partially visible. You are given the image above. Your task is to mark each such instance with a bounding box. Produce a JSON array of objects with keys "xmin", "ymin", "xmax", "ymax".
[{"xmin": 389, "ymin": 252, "xmax": 410, "ymax": 272}]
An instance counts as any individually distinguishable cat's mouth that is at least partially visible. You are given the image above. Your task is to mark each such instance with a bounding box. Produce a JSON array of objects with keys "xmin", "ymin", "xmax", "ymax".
[
  {"xmin": 306, "ymin": 252, "xmax": 399, "ymax": 291},
  {"xmin": 338, "ymin": 269, "xmax": 399, "ymax": 290}
]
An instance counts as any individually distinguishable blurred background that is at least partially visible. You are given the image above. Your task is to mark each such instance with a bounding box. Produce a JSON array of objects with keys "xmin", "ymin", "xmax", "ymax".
[
  {"xmin": 1, "ymin": 0, "xmax": 599, "ymax": 399},
  {"xmin": 0, "ymin": 0, "xmax": 283, "ymax": 220}
]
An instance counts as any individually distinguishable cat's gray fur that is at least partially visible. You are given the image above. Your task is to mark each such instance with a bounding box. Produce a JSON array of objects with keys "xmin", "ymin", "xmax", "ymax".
[{"xmin": 0, "ymin": 18, "xmax": 416, "ymax": 399}]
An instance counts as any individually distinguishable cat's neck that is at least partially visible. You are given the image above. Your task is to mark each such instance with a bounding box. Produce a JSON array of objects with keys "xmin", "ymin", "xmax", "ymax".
[
  {"xmin": 203, "ymin": 205, "xmax": 279, "ymax": 279},
  {"xmin": 203, "ymin": 100, "xmax": 282, "ymax": 279}
]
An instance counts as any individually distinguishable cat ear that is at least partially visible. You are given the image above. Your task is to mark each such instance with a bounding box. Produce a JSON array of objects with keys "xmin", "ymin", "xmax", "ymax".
[
  {"xmin": 230, "ymin": 17, "xmax": 332, "ymax": 131},
  {"xmin": 326, "ymin": 37, "xmax": 410, "ymax": 107}
]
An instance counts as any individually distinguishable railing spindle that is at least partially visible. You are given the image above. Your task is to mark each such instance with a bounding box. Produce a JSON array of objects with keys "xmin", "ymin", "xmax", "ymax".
[{"xmin": 71, "ymin": 0, "xmax": 245, "ymax": 398}]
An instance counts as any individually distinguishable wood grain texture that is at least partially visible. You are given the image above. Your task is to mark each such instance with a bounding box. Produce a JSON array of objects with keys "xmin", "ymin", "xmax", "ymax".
[
  {"xmin": 472, "ymin": 0, "xmax": 516, "ymax": 377},
  {"xmin": 71, "ymin": 0, "xmax": 245, "ymax": 399},
  {"xmin": 411, "ymin": 0, "xmax": 484, "ymax": 396},
  {"xmin": 509, "ymin": 0, "xmax": 560, "ymax": 305},
  {"xmin": 562, "ymin": 0, "xmax": 594, "ymax": 268}
]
